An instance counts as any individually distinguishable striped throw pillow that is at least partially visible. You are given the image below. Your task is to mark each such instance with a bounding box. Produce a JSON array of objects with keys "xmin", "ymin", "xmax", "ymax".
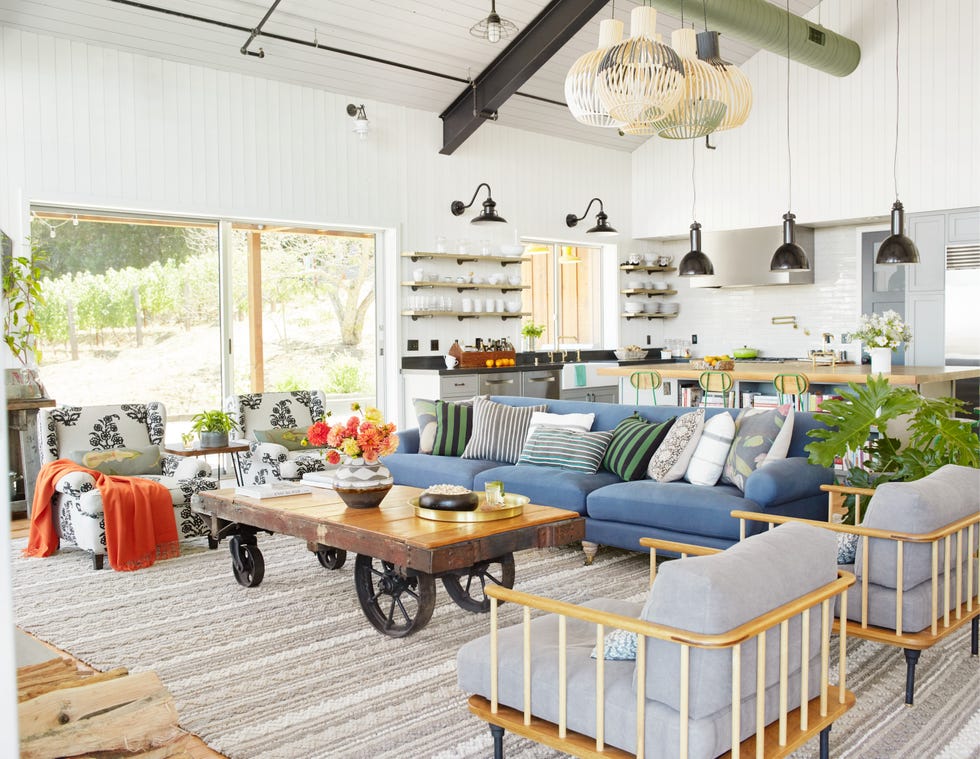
[
  {"xmin": 683, "ymin": 412, "xmax": 736, "ymax": 486},
  {"xmin": 601, "ymin": 415, "xmax": 675, "ymax": 481},
  {"xmin": 431, "ymin": 400, "xmax": 473, "ymax": 457},
  {"xmin": 517, "ymin": 427, "xmax": 613, "ymax": 474},
  {"xmin": 461, "ymin": 398, "xmax": 547, "ymax": 463}
]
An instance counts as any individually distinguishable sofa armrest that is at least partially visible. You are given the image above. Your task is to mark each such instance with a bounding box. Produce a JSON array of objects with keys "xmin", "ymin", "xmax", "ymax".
[
  {"xmin": 54, "ymin": 470, "xmax": 97, "ymax": 494},
  {"xmin": 247, "ymin": 441, "xmax": 289, "ymax": 462},
  {"xmin": 170, "ymin": 456, "xmax": 213, "ymax": 480},
  {"xmin": 744, "ymin": 457, "xmax": 834, "ymax": 508}
]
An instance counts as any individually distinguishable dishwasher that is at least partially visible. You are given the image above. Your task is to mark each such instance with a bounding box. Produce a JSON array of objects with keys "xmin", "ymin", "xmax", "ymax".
[{"xmin": 520, "ymin": 368, "xmax": 561, "ymax": 400}]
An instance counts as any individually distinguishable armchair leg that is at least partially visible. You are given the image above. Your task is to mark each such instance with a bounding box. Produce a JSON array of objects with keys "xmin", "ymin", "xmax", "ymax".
[
  {"xmin": 818, "ymin": 725, "xmax": 831, "ymax": 759},
  {"xmin": 582, "ymin": 541, "xmax": 599, "ymax": 565},
  {"xmin": 903, "ymin": 648, "xmax": 921, "ymax": 705},
  {"xmin": 971, "ymin": 616, "xmax": 978, "ymax": 656},
  {"xmin": 489, "ymin": 724, "xmax": 505, "ymax": 759},
  {"xmin": 92, "ymin": 553, "xmax": 104, "ymax": 570}
]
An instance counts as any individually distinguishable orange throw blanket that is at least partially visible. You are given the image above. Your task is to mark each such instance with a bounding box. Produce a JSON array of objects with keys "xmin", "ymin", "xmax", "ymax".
[{"xmin": 25, "ymin": 459, "xmax": 180, "ymax": 571}]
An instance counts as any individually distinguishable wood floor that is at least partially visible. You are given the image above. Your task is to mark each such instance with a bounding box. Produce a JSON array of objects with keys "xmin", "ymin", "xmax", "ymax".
[{"xmin": 11, "ymin": 513, "xmax": 225, "ymax": 759}]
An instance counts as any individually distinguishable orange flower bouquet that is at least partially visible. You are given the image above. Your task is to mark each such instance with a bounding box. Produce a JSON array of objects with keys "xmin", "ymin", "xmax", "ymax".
[{"xmin": 305, "ymin": 403, "xmax": 399, "ymax": 465}]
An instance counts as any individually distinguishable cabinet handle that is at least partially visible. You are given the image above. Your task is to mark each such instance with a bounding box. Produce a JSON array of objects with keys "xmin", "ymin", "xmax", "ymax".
[
  {"xmin": 452, "ymin": 382, "xmax": 467, "ymax": 387},
  {"xmin": 527, "ymin": 377, "xmax": 556, "ymax": 383},
  {"xmin": 485, "ymin": 379, "xmax": 514, "ymax": 385}
]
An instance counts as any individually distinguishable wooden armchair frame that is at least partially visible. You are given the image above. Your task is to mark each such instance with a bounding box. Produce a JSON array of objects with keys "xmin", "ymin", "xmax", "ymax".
[
  {"xmin": 469, "ymin": 540, "xmax": 855, "ymax": 759},
  {"xmin": 732, "ymin": 504, "xmax": 980, "ymax": 705}
]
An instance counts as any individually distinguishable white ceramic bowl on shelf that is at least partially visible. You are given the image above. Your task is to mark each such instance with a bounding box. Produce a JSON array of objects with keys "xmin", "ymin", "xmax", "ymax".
[
  {"xmin": 623, "ymin": 301, "xmax": 645, "ymax": 314},
  {"xmin": 500, "ymin": 244, "xmax": 524, "ymax": 257}
]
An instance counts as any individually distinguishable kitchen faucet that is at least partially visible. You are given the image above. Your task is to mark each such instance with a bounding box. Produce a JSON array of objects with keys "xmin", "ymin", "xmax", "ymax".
[{"xmin": 557, "ymin": 335, "xmax": 578, "ymax": 363}]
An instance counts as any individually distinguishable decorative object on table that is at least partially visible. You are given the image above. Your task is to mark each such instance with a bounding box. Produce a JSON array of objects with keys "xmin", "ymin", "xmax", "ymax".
[
  {"xmin": 469, "ymin": 0, "xmax": 518, "ymax": 43},
  {"xmin": 2, "ymin": 234, "xmax": 49, "ymax": 399},
  {"xmin": 689, "ymin": 356, "xmax": 734, "ymax": 370},
  {"xmin": 450, "ymin": 182, "xmax": 507, "ymax": 224},
  {"xmin": 180, "ymin": 431, "xmax": 194, "ymax": 450},
  {"xmin": 419, "ymin": 484, "xmax": 479, "ymax": 511},
  {"xmin": 851, "ymin": 310, "xmax": 912, "ymax": 375},
  {"xmin": 305, "ymin": 404, "xmax": 399, "ymax": 509},
  {"xmin": 875, "ymin": 0, "xmax": 919, "ymax": 265},
  {"xmin": 189, "ymin": 409, "xmax": 239, "ymax": 448},
  {"xmin": 565, "ymin": 197, "xmax": 617, "ymax": 235},
  {"xmin": 520, "ymin": 320, "xmax": 545, "ymax": 353},
  {"xmin": 769, "ymin": 0, "xmax": 810, "ymax": 272},
  {"xmin": 804, "ymin": 375, "xmax": 978, "ymax": 523}
]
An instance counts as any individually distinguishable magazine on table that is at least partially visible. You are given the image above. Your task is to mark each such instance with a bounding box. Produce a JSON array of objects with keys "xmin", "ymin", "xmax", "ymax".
[{"xmin": 235, "ymin": 482, "xmax": 313, "ymax": 499}]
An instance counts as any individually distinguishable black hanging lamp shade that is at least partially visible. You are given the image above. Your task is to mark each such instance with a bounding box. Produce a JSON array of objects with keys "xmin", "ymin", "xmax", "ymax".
[
  {"xmin": 451, "ymin": 182, "xmax": 507, "ymax": 224},
  {"xmin": 876, "ymin": 201, "xmax": 920, "ymax": 264},
  {"xmin": 678, "ymin": 222, "xmax": 713, "ymax": 276},
  {"xmin": 770, "ymin": 212, "xmax": 810, "ymax": 271}
]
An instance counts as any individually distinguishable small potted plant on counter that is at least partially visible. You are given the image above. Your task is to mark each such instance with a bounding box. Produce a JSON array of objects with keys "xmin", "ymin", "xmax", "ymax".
[
  {"xmin": 189, "ymin": 409, "xmax": 239, "ymax": 448},
  {"xmin": 521, "ymin": 321, "xmax": 545, "ymax": 353}
]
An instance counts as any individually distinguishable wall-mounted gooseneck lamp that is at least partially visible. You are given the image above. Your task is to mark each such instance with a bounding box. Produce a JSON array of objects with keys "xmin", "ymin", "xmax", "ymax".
[
  {"xmin": 346, "ymin": 103, "xmax": 370, "ymax": 139},
  {"xmin": 565, "ymin": 197, "xmax": 618, "ymax": 236},
  {"xmin": 450, "ymin": 183, "xmax": 507, "ymax": 224}
]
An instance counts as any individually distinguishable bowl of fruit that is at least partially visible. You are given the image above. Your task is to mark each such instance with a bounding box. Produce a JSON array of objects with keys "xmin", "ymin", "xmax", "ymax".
[
  {"xmin": 689, "ymin": 354, "xmax": 735, "ymax": 370},
  {"xmin": 614, "ymin": 345, "xmax": 649, "ymax": 361}
]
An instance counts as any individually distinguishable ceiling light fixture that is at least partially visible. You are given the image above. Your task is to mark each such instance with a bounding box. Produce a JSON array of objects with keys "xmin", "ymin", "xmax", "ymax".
[
  {"xmin": 876, "ymin": 0, "xmax": 919, "ymax": 265},
  {"xmin": 596, "ymin": 6, "xmax": 685, "ymax": 126},
  {"xmin": 565, "ymin": 9, "xmax": 624, "ymax": 128},
  {"xmin": 566, "ymin": 198, "xmax": 618, "ymax": 236},
  {"xmin": 346, "ymin": 103, "xmax": 370, "ymax": 139},
  {"xmin": 470, "ymin": 0, "xmax": 518, "ymax": 44},
  {"xmin": 770, "ymin": 0, "xmax": 809, "ymax": 271},
  {"xmin": 679, "ymin": 141, "xmax": 714, "ymax": 276},
  {"xmin": 695, "ymin": 29, "xmax": 752, "ymax": 133},
  {"xmin": 450, "ymin": 183, "xmax": 507, "ymax": 224}
]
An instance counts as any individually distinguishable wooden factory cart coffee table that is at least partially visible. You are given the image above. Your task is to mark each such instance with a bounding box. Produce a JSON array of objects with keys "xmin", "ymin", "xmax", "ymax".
[{"xmin": 195, "ymin": 485, "xmax": 584, "ymax": 637}]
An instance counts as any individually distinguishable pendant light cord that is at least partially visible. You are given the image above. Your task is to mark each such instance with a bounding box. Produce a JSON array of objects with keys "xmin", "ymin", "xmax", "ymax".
[
  {"xmin": 893, "ymin": 0, "xmax": 900, "ymax": 202},
  {"xmin": 691, "ymin": 138, "xmax": 697, "ymax": 221},
  {"xmin": 702, "ymin": 0, "xmax": 709, "ymax": 32},
  {"xmin": 785, "ymin": 0, "xmax": 792, "ymax": 212}
]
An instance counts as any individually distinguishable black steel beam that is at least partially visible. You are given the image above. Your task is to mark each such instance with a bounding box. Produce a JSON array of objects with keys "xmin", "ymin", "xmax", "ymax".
[{"xmin": 439, "ymin": 0, "xmax": 610, "ymax": 155}]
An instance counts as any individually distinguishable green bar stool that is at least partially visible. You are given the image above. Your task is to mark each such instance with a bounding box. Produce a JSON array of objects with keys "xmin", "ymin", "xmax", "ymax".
[
  {"xmin": 773, "ymin": 372, "xmax": 810, "ymax": 411},
  {"xmin": 698, "ymin": 371, "xmax": 734, "ymax": 407},
  {"xmin": 629, "ymin": 370, "xmax": 662, "ymax": 405}
]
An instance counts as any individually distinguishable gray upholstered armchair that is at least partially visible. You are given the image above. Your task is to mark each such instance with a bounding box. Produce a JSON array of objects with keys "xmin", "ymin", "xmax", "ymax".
[
  {"xmin": 227, "ymin": 390, "xmax": 330, "ymax": 485},
  {"xmin": 38, "ymin": 401, "xmax": 216, "ymax": 569}
]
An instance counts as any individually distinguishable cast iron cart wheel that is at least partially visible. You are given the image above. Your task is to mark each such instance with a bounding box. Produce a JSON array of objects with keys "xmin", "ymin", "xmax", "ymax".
[
  {"xmin": 354, "ymin": 554, "xmax": 436, "ymax": 637},
  {"xmin": 315, "ymin": 545, "xmax": 347, "ymax": 570},
  {"xmin": 441, "ymin": 553, "xmax": 515, "ymax": 613},
  {"xmin": 230, "ymin": 538, "xmax": 265, "ymax": 588},
  {"xmin": 207, "ymin": 535, "xmax": 219, "ymax": 550}
]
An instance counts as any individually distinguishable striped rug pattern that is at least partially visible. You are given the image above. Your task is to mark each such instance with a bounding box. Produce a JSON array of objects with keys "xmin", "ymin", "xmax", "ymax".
[{"xmin": 11, "ymin": 535, "xmax": 979, "ymax": 759}]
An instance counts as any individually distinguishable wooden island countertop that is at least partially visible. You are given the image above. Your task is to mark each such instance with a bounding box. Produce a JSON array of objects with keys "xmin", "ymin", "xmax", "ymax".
[{"xmin": 596, "ymin": 361, "xmax": 980, "ymax": 387}]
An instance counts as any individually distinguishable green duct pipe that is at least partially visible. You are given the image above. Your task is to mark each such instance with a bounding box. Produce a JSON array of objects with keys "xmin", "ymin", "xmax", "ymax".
[{"xmin": 647, "ymin": 0, "xmax": 860, "ymax": 77}]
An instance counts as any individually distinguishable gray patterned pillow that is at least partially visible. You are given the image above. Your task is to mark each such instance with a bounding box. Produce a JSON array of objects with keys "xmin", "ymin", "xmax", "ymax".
[
  {"xmin": 461, "ymin": 398, "xmax": 547, "ymax": 464},
  {"xmin": 647, "ymin": 409, "xmax": 705, "ymax": 482},
  {"xmin": 721, "ymin": 405, "xmax": 791, "ymax": 492}
]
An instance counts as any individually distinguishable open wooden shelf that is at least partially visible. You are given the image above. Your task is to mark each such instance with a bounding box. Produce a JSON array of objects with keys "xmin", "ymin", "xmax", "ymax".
[
  {"xmin": 620, "ymin": 288, "xmax": 677, "ymax": 297},
  {"xmin": 401, "ymin": 310, "xmax": 530, "ymax": 321},
  {"xmin": 618, "ymin": 264, "xmax": 677, "ymax": 273},
  {"xmin": 402, "ymin": 251, "xmax": 528, "ymax": 266},
  {"xmin": 622, "ymin": 313, "xmax": 679, "ymax": 320},
  {"xmin": 401, "ymin": 281, "xmax": 527, "ymax": 292}
]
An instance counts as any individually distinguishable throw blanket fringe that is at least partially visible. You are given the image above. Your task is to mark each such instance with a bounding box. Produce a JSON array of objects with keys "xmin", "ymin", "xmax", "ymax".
[{"xmin": 25, "ymin": 459, "xmax": 179, "ymax": 571}]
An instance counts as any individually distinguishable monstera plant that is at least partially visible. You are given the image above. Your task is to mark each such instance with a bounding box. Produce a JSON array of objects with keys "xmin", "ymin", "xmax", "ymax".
[{"xmin": 805, "ymin": 375, "xmax": 978, "ymax": 522}]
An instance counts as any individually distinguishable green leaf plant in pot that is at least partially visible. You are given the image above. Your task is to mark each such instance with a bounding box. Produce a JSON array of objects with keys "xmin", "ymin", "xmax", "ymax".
[
  {"xmin": 520, "ymin": 321, "xmax": 545, "ymax": 352},
  {"xmin": 804, "ymin": 375, "xmax": 978, "ymax": 523},
  {"xmin": 2, "ymin": 238, "xmax": 49, "ymax": 398},
  {"xmin": 189, "ymin": 410, "xmax": 239, "ymax": 448}
]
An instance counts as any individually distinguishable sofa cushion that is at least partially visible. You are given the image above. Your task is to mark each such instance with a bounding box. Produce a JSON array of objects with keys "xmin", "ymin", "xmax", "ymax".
[
  {"xmin": 462, "ymin": 397, "xmax": 547, "ymax": 464},
  {"xmin": 586, "ymin": 480, "xmax": 759, "ymax": 540},
  {"xmin": 432, "ymin": 400, "xmax": 473, "ymax": 457},
  {"xmin": 68, "ymin": 445, "xmax": 163, "ymax": 476},
  {"xmin": 517, "ymin": 427, "xmax": 613, "ymax": 474},
  {"xmin": 253, "ymin": 427, "xmax": 307, "ymax": 451},
  {"xmin": 475, "ymin": 465, "xmax": 620, "ymax": 515},
  {"xmin": 684, "ymin": 412, "xmax": 735, "ymax": 486},
  {"xmin": 602, "ymin": 415, "xmax": 674, "ymax": 481},
  {"xmin": 857, "ymin": 464, "xmax": 980, "ymax": 590},
  {"xmin": 640, "ymin": 522, "xmax": 836, "ymax": 718},
  {"xmin": 383, "ymin": 451, "xmax": 500, "ymax": 489},
  {"xmin": 647, "ymin": 409, "xmax": 704, "ymax": 482},
  {"xmin": 721, "ymin": 405, "xmax": 791, "ymax": 491}
]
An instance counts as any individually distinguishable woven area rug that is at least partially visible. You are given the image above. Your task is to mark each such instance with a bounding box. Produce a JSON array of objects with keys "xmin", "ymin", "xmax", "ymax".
[{"xmin": 10, "ymin": 535, "xmax": 980, "ymax": 759}]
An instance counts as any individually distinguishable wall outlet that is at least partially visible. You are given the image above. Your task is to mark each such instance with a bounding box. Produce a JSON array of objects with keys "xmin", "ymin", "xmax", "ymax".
[
  {"xmin": 691, "ymin": 334, "xmax": 698, "ymax": 344},
  {"xmin": 430, "ymin": 339, "xmax": 439, "ymax": 351},
  {"xmin": 407, "ymin": 339, "xmax": 419, "ymax": 351},
  {"xmin": 646, "ymin": 335, "xmax": 651, "ymax": 345}
]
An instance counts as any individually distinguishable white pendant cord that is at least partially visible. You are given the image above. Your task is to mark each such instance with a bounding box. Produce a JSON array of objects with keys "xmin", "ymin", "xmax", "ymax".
[
  {"xmin": 691, "ymin": 138, "xmax": 698, "ymax": 222},
  {"xmin": 785, "ymin": 0, "xmax": 792, "ymax": 213},
  {"xmin": 893, "ymin": 0, "xmax": 901, "ymax": 203}
]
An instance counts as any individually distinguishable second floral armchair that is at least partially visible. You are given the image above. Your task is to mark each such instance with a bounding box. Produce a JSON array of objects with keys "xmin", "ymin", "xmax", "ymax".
[{"xmin": 228, "ymin": 390, "xmax": 330, "ymax": 485}]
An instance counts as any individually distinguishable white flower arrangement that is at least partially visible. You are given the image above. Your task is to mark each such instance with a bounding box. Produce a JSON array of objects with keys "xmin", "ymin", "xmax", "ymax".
[{"xmin": 851, "ymin": 310, "xmax": 912, "ymax": 351}]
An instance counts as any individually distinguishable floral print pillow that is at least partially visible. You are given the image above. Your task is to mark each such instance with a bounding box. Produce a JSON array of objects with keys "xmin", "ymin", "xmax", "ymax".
[{"xmin": 720, "ymin": 405, "xmax": 791, "ymax": 491}]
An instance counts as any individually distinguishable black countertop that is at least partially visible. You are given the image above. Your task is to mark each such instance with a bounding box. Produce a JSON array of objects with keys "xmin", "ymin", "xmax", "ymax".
[{"xmin": 401, "ymin": 350, "xmax": 677, "ymax": 376}]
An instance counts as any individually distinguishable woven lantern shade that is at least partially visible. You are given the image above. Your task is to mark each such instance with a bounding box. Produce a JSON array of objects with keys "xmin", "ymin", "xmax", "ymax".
[
  {"xmin": 696, "ymin": 30, "xmax": 752, "ymax": 132},
  {"xmin": 648, "ymin": 27, "xmax": 727, "ymax": 139},
  {"xmin": 565, "ymin": 18, "xmax": 625, "ymax": 128},
  {"xmin": 596, "ymin": 6, "xmax": 685, "ymax": 125}
]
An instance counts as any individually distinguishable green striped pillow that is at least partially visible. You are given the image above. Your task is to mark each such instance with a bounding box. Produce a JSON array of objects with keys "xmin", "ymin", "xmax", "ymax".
[
  {"xmin": 517, "ymin": 427, "xmax": 614, "ymax": 474},
  {"xmin": 602, "ymin": 415, "xmax": 675, "ymax": 481},
  {"xmin": 431, "ymin": 400, "xmax": 473, "ymax": 457}
]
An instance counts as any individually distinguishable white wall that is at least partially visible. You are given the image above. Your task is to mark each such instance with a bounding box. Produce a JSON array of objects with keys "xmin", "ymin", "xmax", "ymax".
[{"xmin": 632, "ymin": 0, "xmax": 979, "ymax": 236}]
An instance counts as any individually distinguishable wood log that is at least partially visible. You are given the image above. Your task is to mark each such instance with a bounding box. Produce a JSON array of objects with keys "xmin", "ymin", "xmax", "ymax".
[
  {"xmin": 20, "ymin": 667, "xmax": 130, "ymax": 702},
  {"xmin": 19, "ymin": 671, "xmax": 181, "ymax": 758}
]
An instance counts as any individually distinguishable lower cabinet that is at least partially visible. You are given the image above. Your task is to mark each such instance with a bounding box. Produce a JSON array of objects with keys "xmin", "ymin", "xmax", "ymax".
[
  {"xmin": 439, "ymin": 373, "xmax": 478, "ymax": 401},
  {"xmin": 560, "ymin": 386, "xmax": 619, "ymax": 404}
]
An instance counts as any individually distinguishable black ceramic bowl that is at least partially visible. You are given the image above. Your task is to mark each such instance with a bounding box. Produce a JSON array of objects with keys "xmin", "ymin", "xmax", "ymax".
[{"xmin": 418, "ymin": 491, "xmax": 480, "ymax": 511}]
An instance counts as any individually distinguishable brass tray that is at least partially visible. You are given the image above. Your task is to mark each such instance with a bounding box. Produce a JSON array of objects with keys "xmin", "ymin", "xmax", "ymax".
[{"xmin": 410, "ymin": 493, "xmax": 529, "ymax": 523}]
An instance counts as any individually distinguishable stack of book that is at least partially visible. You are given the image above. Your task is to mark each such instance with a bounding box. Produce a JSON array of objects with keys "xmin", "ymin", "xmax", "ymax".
[{"xmin": 235, "ymin": 482, "xmax": 313, "ymax": 500}]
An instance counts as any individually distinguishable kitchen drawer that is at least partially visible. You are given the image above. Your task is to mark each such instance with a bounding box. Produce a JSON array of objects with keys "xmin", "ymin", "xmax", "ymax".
[
  {"xmin": 439, "ymin": 373, "xmax": 478, "ymax": 400},
  {"xmin": 478, "ymin": 371, "xmax": 520, "ymax": 396}
]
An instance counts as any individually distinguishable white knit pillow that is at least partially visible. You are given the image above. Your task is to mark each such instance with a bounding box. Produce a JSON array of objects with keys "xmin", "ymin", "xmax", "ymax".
[{"xmin": 683, "ymin": 412, "xmax": 736, "ymax": 486}]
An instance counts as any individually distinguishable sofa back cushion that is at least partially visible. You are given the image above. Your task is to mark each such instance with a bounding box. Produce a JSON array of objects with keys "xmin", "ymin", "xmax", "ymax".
[
  {"xmin": 232, "ymin": 391, "xmax": 326, "ymax": 441},
  {"xmin": 857, "ymin": 464, "xmax": 980, "ymax": 589},
  {"xmin": 639, "ymin": 523, "xmax": 836, "ymax": 718},
  {"xmin": 40, "ymin": 402, "xmax": 166, "ymax": 464}
]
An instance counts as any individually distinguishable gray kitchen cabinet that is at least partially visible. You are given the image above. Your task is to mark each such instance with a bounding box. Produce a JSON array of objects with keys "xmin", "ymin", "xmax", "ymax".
[
  {"xmin": 560, "ymin": 386, "xmax": 619, "ymax": 404},
  {"xmin": 947, "ymin": 209, "xmax": 980, "ymax": 244},
  {"xmin": 906, "ymin": 213, "xmax": 946, "ymax": 292},
  {"xmin": 439, "ymin": 373, "xmax": 478, "ymax": 400}
]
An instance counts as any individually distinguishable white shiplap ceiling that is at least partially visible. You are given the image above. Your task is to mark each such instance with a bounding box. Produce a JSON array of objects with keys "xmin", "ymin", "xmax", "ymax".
[{"xmin": 0, "ymin": 0, "xmax": 822, "ymax": 152}]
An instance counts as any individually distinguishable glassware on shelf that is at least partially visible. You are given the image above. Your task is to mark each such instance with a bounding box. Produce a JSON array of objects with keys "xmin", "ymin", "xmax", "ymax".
[{"xmin": 435, "ymin": 236, "xmax": 447, "ymax": 253}]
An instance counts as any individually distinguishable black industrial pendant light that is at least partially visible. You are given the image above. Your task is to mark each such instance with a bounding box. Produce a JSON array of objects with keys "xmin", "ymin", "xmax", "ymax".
[
  {"xmin": 770, "ymin": 0, "xmax": 809, "ymax": 271},
  {"xmin": 566, "ymin": 197, "xmax": 618, "ymax": 236},
  {"xmin": 450, "ymin": 182, "xmax": 507, "ymax": 224},
  {"xmin": 679, "ymin": 142, "xmax": 713, "ymax": 276},
  {"xmin": 876, "ymin": 0, "xmax": 919, "ymax": 264}
]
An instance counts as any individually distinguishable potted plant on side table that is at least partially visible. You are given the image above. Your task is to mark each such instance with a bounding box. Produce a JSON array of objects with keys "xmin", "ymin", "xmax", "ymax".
[{"xmin": 189, "ymin": 409, "xmax": 239, "ymax": 448}]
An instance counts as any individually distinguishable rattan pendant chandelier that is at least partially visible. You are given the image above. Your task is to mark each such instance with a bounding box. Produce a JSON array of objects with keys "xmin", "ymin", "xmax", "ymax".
[
  {"xmin": 695, "ymin": 30, "xmax": 752, "ymax": 132},
  {"xmin": 648, "ymin": 27, "xmax": 727, "ymax": 139},
  {"xmin": 565, "ymin": 17, "xmax": 625, "ymax": 128},
  {"xmin": 596, "ymin": 6, "xmax": 685, "ymax": 126}
]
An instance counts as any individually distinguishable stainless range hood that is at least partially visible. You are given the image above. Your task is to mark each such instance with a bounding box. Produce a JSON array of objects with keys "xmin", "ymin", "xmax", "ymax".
[{"xmin": 689, "ymin": 225, "xmax": 815, "ymax": 288}]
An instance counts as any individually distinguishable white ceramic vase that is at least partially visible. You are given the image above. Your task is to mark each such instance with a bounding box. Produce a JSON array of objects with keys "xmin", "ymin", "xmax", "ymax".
[{"xmin": 869, "ymin": 347, "xmax": 892, "ymax": 374}]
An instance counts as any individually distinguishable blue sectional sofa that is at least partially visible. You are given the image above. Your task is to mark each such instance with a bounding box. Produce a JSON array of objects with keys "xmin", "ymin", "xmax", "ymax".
[{"xmin": 383, "ymin": 396, "xmax": 834, "ymax": 561}]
